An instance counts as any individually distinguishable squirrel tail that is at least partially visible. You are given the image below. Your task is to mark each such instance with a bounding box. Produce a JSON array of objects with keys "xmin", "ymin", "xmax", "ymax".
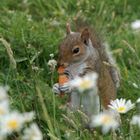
[
  {"xmin": 102, "ymin": 43, "xmax": 121, "ymax": 89},
  {"xmin": 74, "ymin": 16, "xmax": 89, "ymax": 32}
]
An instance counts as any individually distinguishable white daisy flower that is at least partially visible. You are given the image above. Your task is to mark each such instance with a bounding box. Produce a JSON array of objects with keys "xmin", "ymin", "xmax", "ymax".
[
  {"xmin": 22, "ymin": 123, "xmax": 43, "ymax": 140},
  {"xmin": 0, "ymin": 134, "xmax": 5, "ymax": 140},
  {"xmin": 26, "ymin": 14, "xmax": 32, "ymax": 22},
  {"xmin": 91, "ymin": 110, "xmax": 119, "ymax": 134},
  {"xmin": 47, "ymin": 59, "xmax": 57, "ymax": 70},
  {"xmin": 51, "ymin": 20, "xmax": 60, "ymax": 27},
  {"xmin": 0, "ymin": 100, "xmax": 9, "ymax": 116},
  {"xmin": 22, "ymin": 112, "xmax": 35, "ymax": 123},
  {"xmin": 49, "ymin": 53, "xmax": 54, "ymax": 58},
  {"xmin": 0, "ymin": 112, "xmax": 25, "ymax": 135},
  {"xmin": 0, "ymin": 86, "xmax": 9, "ymax": 101},
  {"xmin": 136, "ymin": 98, "xmax": 140, "ymax": 103},
  {"xmin": 132, "ymin": 83, "xmax": 138, "ymax": 89},
  {"xmin": 48, "ymin": 59, "xmax": 57, "ymax": 67},
  {"xmin": 69, "ymin": 72, "xmax": 98, "ymax": 92},
  {"xmin": 131, "ymin": 20, "xmax": 140, "ymax": 30},
  {"xmin": 131, "ymin": 115, "xmax": 140, "ymax": 128},
  {"xmin": 108, "ymin": 98, "xmax": 135, "ymax": 114}
]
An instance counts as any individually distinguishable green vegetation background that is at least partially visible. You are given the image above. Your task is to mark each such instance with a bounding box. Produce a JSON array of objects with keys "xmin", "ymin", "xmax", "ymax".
[{"xmin": 0, "ymin": 0, "xmax": 140, "ymax": 139}]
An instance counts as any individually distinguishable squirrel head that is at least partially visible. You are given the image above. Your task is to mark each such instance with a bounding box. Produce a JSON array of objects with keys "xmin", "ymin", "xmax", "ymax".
[{"xmin": 58, "ymin": 23, "xmax": 91, "ymax": 67}]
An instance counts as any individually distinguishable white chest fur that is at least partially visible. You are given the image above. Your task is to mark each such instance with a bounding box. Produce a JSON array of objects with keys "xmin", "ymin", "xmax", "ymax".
[
  {"xmin": 65, "ymin": 63, "xmax": 87, "ymax": 79},
  {"xmin": 66, "ymin": 62, "xmax": 100, "ymax": 117},
  {"xmin": 65, "ymin": 39, "xmax": 100, "ymax": 116}
]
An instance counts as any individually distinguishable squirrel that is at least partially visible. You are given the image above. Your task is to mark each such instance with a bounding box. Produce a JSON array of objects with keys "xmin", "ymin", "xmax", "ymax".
[{"xmin": 53, "ymin": 20, "xmax": 120, "ymax": 115}]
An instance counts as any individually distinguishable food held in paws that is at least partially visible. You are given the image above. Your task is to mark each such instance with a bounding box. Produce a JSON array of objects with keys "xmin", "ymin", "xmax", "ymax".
[{"xmin": 58, "ymin": 66, "xmax": 69, "ymax": 97}]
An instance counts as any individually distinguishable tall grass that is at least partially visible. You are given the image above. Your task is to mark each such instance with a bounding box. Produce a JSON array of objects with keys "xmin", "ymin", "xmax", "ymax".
[{"xmin": 0, "ymin": 0, "xmax": 140, "ymax": 139}]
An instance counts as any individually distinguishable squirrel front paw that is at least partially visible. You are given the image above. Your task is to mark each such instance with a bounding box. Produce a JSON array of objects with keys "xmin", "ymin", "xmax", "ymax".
[
  {"xmin": 52, "ymin": 83, "xmax": 71, "ymax": 94},
  {"xmin": 52, "ymin": 83, "xmax": 61, "ymax": 94},
  {"xmin": 59, "ymin": 83, "xmax": 72, "ymax": 93}
]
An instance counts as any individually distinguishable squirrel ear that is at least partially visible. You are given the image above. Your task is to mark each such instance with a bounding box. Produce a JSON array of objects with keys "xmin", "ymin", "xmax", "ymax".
[
  {"xmin": 81, "ymin": 28, "xmax": 90, "ymax": 45},
  {"xmin": 66, "ymin": 23, "xmax": 71, "ymax": 35}
]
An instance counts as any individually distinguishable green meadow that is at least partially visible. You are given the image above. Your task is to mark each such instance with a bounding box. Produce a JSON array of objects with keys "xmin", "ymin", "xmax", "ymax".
[{"xmin": 0, "ymin": 0, "xmax": 140, "ymax": 139}]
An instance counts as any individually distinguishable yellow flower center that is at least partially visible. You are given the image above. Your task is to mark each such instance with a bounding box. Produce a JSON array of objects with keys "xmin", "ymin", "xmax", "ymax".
[
  {"xmin": 117, "ymin": 106, "xmax": 126, "ymax": 112},
  {"xmin": 80, "ymin": 80, "xmax": 91, "ymax": 89},
  {"xmin": 102, "ymin": 115, "xmax": 112, "ymax": 124},
  {"xmin": 7, "ymin": 120, "xmax": 18, "ymax": 129},
  {"xmin": 0, "ymin": 108, "xmax": 4, "ymax": 115}
]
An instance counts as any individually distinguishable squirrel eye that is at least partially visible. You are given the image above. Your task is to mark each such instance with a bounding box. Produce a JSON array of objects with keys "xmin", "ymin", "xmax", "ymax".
[{"xmin": 72, "ymin": 48, "xmax": 80, "ymax": 54}]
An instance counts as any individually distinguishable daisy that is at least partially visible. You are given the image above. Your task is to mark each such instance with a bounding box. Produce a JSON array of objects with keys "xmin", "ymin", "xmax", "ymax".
[
  {"xmin": 136, "ymin": 98, "xmax": 140, "ymax": 103},
  {"xmin": 0, "ymin": 134, "xmax": 5, "ymax": 140},
  {"xmin": 49, "ymin": 53, "xmax": 54, "ymax": 58},
  {"xmin": 91, "ymin": 110, "xmax": 119, "ymax": 134},
  {"xmin": 22, "ymin": 112, "xmax": 35, "ymax": 123},
  {"xmin": 131, "ymin": 115, "xmax": 140, "ymax": 128},
  {"xmin": 47, "ymin": 59, "xmax": 57, "ymax": 71},
  {"xmin": 108, "ymin": 98, "xmax": 135, "ymax": 114},
  {"xmin": 0, "ymin": 86, "xmax": 8, "ymax": 101},
  {"xmin": 132, "ymin": 83, "xmax": 138, "ymax": 89},
  {"xmin": 131, "ymin": 20, "xmax": 140, "ymax": 30},
  {"xmin": 69, "ymin": 72, "xmax": 98, "ymax": 92},
  {"xmin": 0, "ymin": 112, "xmax": 25, "ymax": 135},
  {"xmin": 0, "ymin": 100, "xmax": 9, "ymax": 116},
  {"xmin": 22, "ymin": 123, "xmax": 43, "ymax": 140}
]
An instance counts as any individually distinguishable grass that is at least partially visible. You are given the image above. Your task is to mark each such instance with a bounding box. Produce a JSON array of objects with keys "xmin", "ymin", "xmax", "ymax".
[{"xmin": 0, "ymin": 0, "xmax": 140, "ymax": 139}]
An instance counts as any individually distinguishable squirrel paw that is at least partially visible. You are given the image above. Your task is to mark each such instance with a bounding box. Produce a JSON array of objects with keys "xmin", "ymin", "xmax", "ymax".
[
  {"xmin": 52, "ymin": 83, "xmax": 61, "ymax": 94},
  {"xmin": 59, "ymin": 83, "xmax": 71, "ymax": 93},
  {"xmin": 52, "ymin": 83, "xmax": 71, "ymax": 94}
]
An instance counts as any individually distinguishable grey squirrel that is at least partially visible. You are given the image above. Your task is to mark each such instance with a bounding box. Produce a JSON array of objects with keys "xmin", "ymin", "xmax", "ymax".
[{"xmin": 53, "ymin": 21, "xmax": 120, "ymax": 115}]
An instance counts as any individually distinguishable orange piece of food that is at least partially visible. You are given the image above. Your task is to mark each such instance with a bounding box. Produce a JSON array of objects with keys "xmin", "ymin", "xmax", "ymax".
[
  {"xmin": 59, "ymin": 74, "xmax": 69, "ymax": 85},
  {"xmin": 58, "ymin": 66, "xmax": 69, "ymax": 97},
  {"xmin": 58, "ymin": 66, "xmax": 65, "ymax": 74}
]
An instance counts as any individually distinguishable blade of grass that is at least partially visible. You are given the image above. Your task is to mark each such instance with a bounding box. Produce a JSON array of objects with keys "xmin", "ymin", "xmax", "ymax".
[
  {"xmin": 0, "ymin": 37, "xmax": 17, "ymax": 69},
  {"xmin": 36, "ymin": 86, "xmax": 55, "ymax": 136}
]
